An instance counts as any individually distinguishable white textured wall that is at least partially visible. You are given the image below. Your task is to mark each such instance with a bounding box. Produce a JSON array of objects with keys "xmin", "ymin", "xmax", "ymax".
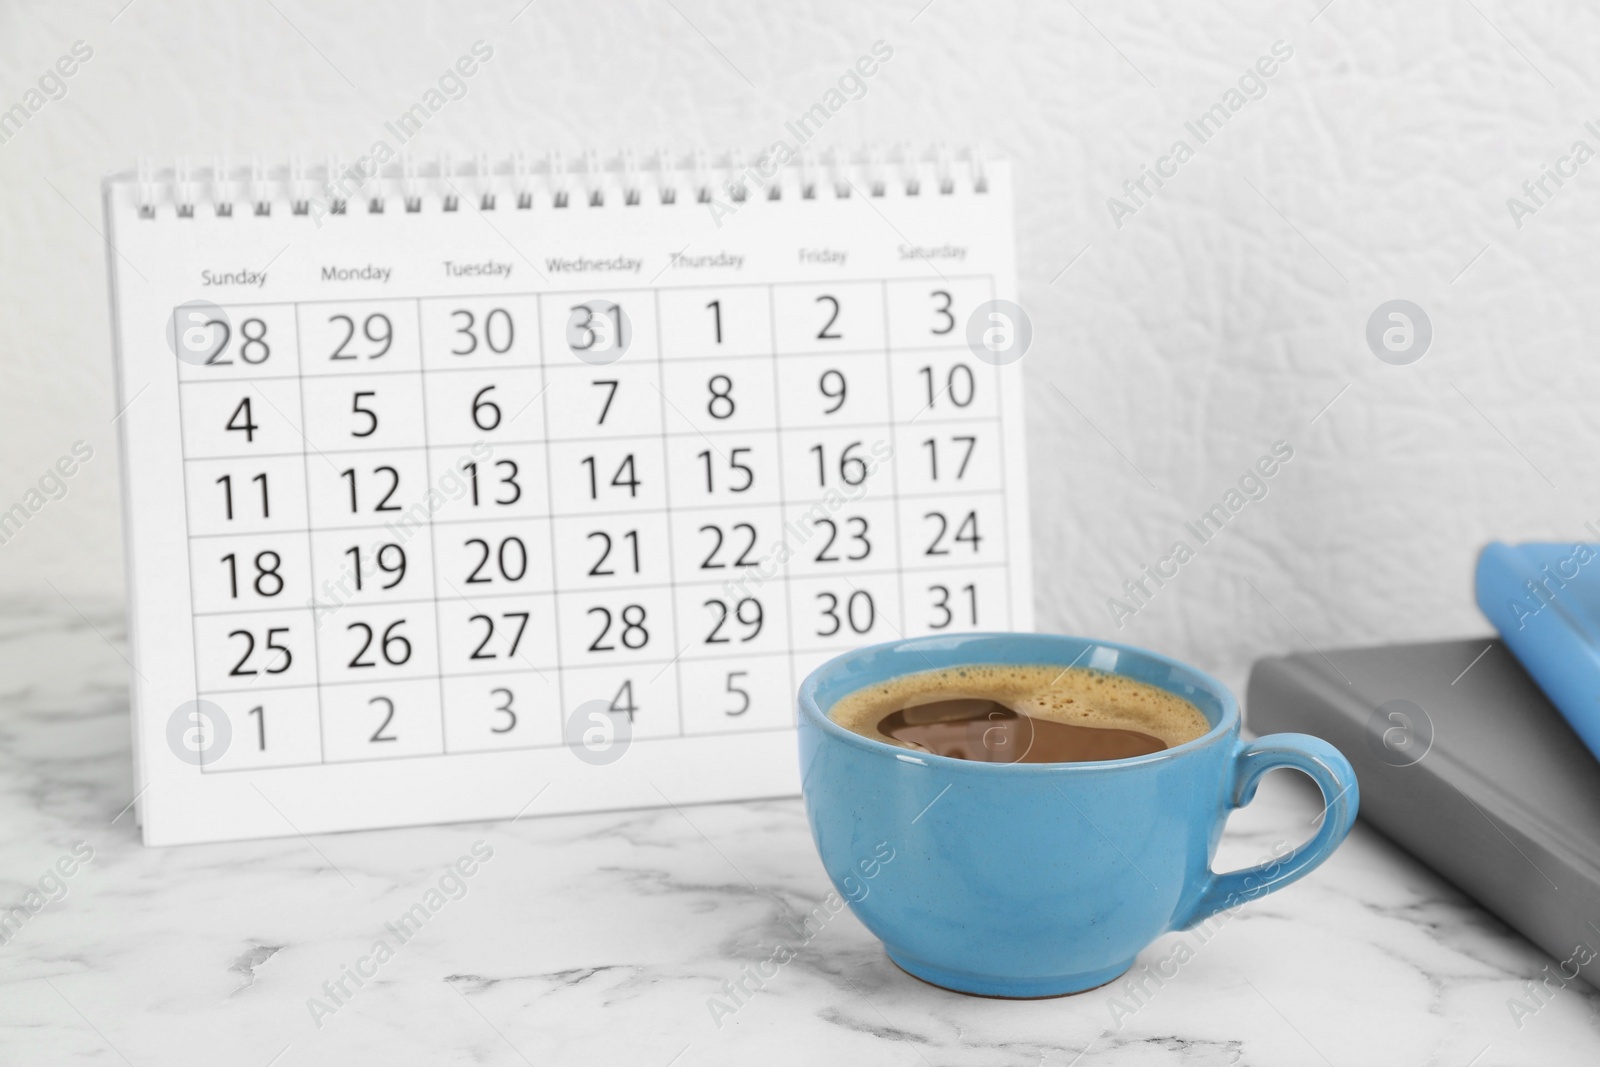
[{"xmin": 2, "ymin": 0, "xmax": 1590, "ymax": 689}]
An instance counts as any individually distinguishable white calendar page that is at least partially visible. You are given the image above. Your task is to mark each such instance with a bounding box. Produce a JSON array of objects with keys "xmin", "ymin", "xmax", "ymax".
[{"xmin": 104, "ymin": 158, "xmax": 1031, "ymax": 845}]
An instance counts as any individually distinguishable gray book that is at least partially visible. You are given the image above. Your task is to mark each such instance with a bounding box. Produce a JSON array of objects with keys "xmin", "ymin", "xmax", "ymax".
[{"xmin": 1247, "ymin": 639, "xmax": 1600, "ymax": 993}]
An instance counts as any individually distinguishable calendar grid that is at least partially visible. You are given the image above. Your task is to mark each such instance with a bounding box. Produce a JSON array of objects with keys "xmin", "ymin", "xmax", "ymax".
[
  {"xmin": 180, "ymin": 552, "xmax": 1012, "ymax": 618},
  {"xmin": 178, "ymin": 479, "xmax": 1004, "ymax": 512},
  {"xmin": 292, "ymin": 307, "xmax": 329, "ymax": 767},
  {"xmin": 651, "ymin": 288, "xmax": 688, "ymax": 738},
  {"xmin": 171, "ymin": 720, "xmax": 823, "ymax": 776},
  {"xmin": 192, "ymin": 638, "xmax": 822, "ymax": 691},
  {"xmin": 174, "ymin": 347, "xmax": 209, "ymax": 767},
  {"xmin": 878, "ymin": 280, "xmax": 911, "ymax": 644},
  {"xmin": 178, "ymin": 415, "xmax": 1005, "ymax": 463},
  {"xmin": 178, "ymin": 277, "xmax": 1014, "ymax": 771},
  {"xmin": 209, "ymin": 277, "xmax": 999, "ymax": 312},
  {"xmin": 533, "ymin": 293, "xmax": 571, "ymax": 755},
  {"xmin": 765, "ymin": 283, "xmax": 800, "ymax": 726},
  {"xmin": 416, "ymin": 296, "xmax": 452, "ymax": 754}
]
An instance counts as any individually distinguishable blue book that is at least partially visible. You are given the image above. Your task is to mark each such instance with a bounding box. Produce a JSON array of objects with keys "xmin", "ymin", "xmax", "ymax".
[{"xmin": 1476, "ymin": 541, "xmax": 1600, "ymax": 764}]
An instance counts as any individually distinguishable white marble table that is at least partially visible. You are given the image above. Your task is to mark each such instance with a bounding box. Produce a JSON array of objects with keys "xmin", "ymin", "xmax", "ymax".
[{"xmin": 2, "ymin": 601, "xmax": 1597, "ymax": 1066}]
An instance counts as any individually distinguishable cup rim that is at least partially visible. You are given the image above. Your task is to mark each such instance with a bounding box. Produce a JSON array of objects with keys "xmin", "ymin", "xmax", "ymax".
[{"xmin": 797, "ymin": 632, "xmax": 1239, "ymax": 773}]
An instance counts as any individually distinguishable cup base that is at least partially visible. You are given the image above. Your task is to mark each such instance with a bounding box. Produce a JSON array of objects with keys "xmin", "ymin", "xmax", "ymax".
[{"xmin": 885, "ymin": 949, "xmax": 1134, "ymax": 999}]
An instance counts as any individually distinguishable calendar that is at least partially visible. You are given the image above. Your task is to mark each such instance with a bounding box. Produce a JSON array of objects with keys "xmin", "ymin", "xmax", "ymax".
[{"xmin": 103, "ymin": 153, "xmax": 1032, "ymax": 845}]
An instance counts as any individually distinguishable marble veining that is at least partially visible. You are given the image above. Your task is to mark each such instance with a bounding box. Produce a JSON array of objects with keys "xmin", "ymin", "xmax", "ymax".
[{"xmin": 1, "ymin": 602, "xmax": 1598, "ymax": 1065}]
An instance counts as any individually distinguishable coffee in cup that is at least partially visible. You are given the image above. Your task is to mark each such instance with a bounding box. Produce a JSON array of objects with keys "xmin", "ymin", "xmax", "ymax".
[{"xmin": 828, "ymin": 664, "xmax": 1209, "ymax": 764}]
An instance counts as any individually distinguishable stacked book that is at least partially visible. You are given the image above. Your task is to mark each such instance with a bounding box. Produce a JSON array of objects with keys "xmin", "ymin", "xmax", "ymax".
[{"xmin": 1246, "ymin": 543, "xmax": 1600, "ymax": 992}]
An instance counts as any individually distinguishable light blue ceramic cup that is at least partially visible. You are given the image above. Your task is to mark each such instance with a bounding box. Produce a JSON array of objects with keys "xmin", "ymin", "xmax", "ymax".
[{"xmin": 798, "ymin": 633, "xmax": 1359, "ymax": 997}]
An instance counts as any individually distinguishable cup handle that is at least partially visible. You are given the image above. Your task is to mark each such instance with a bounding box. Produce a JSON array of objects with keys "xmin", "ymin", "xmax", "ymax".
[{"xmin": 1173, "ymin": 732, "xmax": 1359, "ymax": 930}]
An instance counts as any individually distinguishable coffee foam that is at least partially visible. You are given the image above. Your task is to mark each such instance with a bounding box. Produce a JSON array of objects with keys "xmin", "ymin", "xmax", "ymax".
[{"xmin": 828, "ymin": 664, "xmax": 1211, "ymax": 752}]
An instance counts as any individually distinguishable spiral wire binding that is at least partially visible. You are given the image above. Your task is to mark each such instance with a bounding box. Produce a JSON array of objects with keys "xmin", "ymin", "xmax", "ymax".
[{"xmin": 117, "ymin": 148, "xmax": 992, "ymax": 219}]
